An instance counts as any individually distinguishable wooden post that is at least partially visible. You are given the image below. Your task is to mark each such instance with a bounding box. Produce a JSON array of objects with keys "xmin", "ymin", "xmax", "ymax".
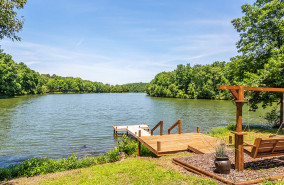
[
  {"xmin": 178, "ymin": 120, "xmax": 181, "ymax": 134},
  {"xmin": 116, "ymin": 126, "xmax": 118, "ymax": 136},
  {"xmin": 197, "ymin": 127, "xmax": 200, "ymax": 133},
  {"xmin": 280, "ymin": 93, "xmax": 284, "ymax": 125},
  {"xmin": 229, "ymin": 136, "xmax": 232, "ymax": 144},
  {"xmin": 160, "ymin": 121, "xmax": 163, "ymax": 136},
  {"xmin": 157, "ymin": 141, "xmax": 161, "ymax": 152},
  {"xmin": 138, "ymin": 130, "xmax": 141, "ymax": 156},
  {"xmin": 235, "ymin": 87, "xmax": 244, "ymax": 171},
  {"xmin": 113, "ymin": 124, "xmax": 115, "ymax": 135},
  {"xmin": 235, "ymin": 132, "xmax": 244, "ymax": 171}
]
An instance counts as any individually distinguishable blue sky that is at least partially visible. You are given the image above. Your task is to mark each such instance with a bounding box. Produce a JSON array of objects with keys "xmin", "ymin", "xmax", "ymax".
[{"xmin": 1, "ymin": 0, "xmax": 255, "ymax": 84}]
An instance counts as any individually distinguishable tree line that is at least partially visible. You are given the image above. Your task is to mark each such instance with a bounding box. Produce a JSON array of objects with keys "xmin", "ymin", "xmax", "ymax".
[
  {"xmin": 146, "ymin": 62, "xmax": 231, "ymax": 100},
  {"xmin": 0, "ymin": 50, "xmax": 147, "ymax": 97}
]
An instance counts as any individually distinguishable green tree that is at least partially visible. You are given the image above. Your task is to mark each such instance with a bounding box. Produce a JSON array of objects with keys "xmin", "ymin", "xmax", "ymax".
[
  {"xmin": 0, "ymin": 51, "xmax": 21, "ymax": 96},
  {"xmin": 0, "ymin": 0, "xmax": 27, "ymax": 41},
  {"xmin": 231, "ymin": 0, "xmax": 284, "ymax": 126}
]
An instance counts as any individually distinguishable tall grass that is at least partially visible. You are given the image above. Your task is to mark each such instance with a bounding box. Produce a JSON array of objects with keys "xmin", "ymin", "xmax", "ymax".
[{"xmin": 0, "ymin": 135, "xmax": 153, "ymax": 181}]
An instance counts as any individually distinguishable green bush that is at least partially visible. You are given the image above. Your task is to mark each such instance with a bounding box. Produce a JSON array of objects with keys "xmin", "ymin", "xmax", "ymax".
[
  {"xmin": 117, "ymin": 134, "xmax": 155, "ymax": 157},
  {"xmin": 117, "ymin": 134, "xmax": 138, "ymax": 156},
  {"xmin": 106, "ymin": 147, "xmax": 120, "ymax": 162},
  {"xmin": 226, "ymin": 124, "xmax": 236, "ymax": 131},
  {"xmin": 96, "ymin": 154, "xmax": 108, "ymax": 164}
]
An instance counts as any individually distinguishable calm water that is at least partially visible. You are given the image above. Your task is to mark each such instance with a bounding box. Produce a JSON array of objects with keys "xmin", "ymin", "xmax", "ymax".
[{"xmin": 0, "ymin": 93, "xmax": 270, "ymax": 167}]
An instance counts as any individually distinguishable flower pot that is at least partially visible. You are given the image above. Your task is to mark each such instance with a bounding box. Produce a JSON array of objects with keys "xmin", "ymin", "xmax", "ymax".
[{"xmin": 214, "ymin": 156, "xmax": 231, "ymax": 174}]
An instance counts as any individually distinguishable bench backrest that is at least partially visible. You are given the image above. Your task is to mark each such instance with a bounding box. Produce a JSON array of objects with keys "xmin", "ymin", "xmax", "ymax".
[{"xmin": 252, "ymin": 137, "xmax": 284, "ymax": 158}]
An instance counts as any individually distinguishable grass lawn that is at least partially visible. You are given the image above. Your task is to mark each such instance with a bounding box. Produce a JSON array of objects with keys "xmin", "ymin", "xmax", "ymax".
[
  {"xmin": 7, "ymin": 155, "xmax": 217, "ymax": 185},
  {"xmin": 208, "ymin": 124, "xmax": 280, "ymax": 145}
]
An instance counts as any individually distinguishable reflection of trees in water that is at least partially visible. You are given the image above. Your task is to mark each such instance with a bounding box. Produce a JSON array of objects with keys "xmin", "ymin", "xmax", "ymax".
[
  {"xmin": 0, "ymin": 95, "xmax": 43, "ymax": 142},
  {"xmin": 0, "ymin": 95, "xmax": 42, "ymax": 109}
]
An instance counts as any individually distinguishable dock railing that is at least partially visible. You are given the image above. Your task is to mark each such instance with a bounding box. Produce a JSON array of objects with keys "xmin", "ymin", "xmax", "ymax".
[
  {"xmin": 168, "ymin": 120, "xmax": 181, "ymax": 134},
  {"xmin": 151, "ymin": 121, "xmax": 163, "ymax": 136}
]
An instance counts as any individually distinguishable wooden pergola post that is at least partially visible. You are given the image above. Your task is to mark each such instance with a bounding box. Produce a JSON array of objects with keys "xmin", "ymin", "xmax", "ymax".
[{"xmin": 218, "ymin": 85, "xmax": 284, "ymax": 171}]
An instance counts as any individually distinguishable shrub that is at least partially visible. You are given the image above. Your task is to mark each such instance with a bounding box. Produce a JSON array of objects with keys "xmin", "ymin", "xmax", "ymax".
[
  {"xmin": 96, "ymin": 154, "xmax": 108, "ymax": 164},
  {"xmin": 117, "ymin": 134, "xmax": 138, "ymax": 156},
  {"xmin": 226, "ymin": 124, "xmax": 236, "ymax": 131},
  {"xmin": 117, "ymin": 134, "xmax": 155, "ymax": 157},
  {"xmin": 106, "ymin": 147, "xmax": 120, "ymax": 162}
]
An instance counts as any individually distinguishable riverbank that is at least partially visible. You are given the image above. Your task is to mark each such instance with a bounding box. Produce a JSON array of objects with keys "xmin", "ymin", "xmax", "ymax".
[{"xmin": 2, "ymin": 125, "xmax": 284, "ymax": 184}]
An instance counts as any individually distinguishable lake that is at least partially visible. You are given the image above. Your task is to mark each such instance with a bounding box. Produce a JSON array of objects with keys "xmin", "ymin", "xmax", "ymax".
[{"xmin": 0, "ymin": 93, "xmax": 270, "ymax": 167}]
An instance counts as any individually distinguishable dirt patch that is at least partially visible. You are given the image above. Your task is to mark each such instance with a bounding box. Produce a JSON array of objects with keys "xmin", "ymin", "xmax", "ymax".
[{"xmin": 176, "ymin": 150, "xmax": 284, "ymax": 183}]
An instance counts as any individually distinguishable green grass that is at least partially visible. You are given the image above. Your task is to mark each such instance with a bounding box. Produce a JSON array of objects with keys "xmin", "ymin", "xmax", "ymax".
[
  {"xmin": 261, "ymin": 180, "xmax": 284, "ymax": 185},
  {"xmin": 36, "ymin": 158, "xmax": 217, "ymax": 185},
  {"xmin": 208, "ymin": 124, "xmax": 280, "ymax": 144}
]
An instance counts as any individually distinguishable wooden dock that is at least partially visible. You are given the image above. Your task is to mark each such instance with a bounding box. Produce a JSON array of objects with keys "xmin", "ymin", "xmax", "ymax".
[
  {"xmin": 113, "ymin": 124, "xmax": 150, "ymax": 138},
  {"xmin": 138, "ymin": 133, "xmax": 219, "ymax": 156},
  {"xmin": 114, "ymin": 120, "xmax": 222, "ymax": 157}
]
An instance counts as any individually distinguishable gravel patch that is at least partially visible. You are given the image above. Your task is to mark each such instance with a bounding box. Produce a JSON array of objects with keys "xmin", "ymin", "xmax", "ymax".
[{"xmin": 177, "ymin": 150, "xmax": 284, "ymax": 183}]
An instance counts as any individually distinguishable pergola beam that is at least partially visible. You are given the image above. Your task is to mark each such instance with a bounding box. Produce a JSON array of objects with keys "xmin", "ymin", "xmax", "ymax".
[
  {"xmin": 218, "ymin": 85, "xmax": 284, "ymax": 92},
  {"xmin": 230, "ymin": 89, "xmax": 239, "ymax": 99},
  {"xmin": 218, "ymin": 85, "xmax": 284, "ymax": 171}
]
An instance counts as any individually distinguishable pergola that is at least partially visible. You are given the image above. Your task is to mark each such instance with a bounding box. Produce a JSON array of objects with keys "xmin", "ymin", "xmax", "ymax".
[{"xmin": 218, "ymin": 85, "xmax": 284, "ymax": 171}]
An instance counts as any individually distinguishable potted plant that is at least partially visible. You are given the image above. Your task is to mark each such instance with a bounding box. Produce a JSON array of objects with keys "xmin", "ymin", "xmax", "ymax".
[{"xmin": 214, "ymin": 142, "xmax": 231, "ymax": 174}]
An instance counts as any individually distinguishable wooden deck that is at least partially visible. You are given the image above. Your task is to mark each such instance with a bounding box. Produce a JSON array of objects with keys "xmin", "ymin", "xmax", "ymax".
[{"xmin": 138, "ymin": 133, "xmax": 220, "ymax": 156}]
